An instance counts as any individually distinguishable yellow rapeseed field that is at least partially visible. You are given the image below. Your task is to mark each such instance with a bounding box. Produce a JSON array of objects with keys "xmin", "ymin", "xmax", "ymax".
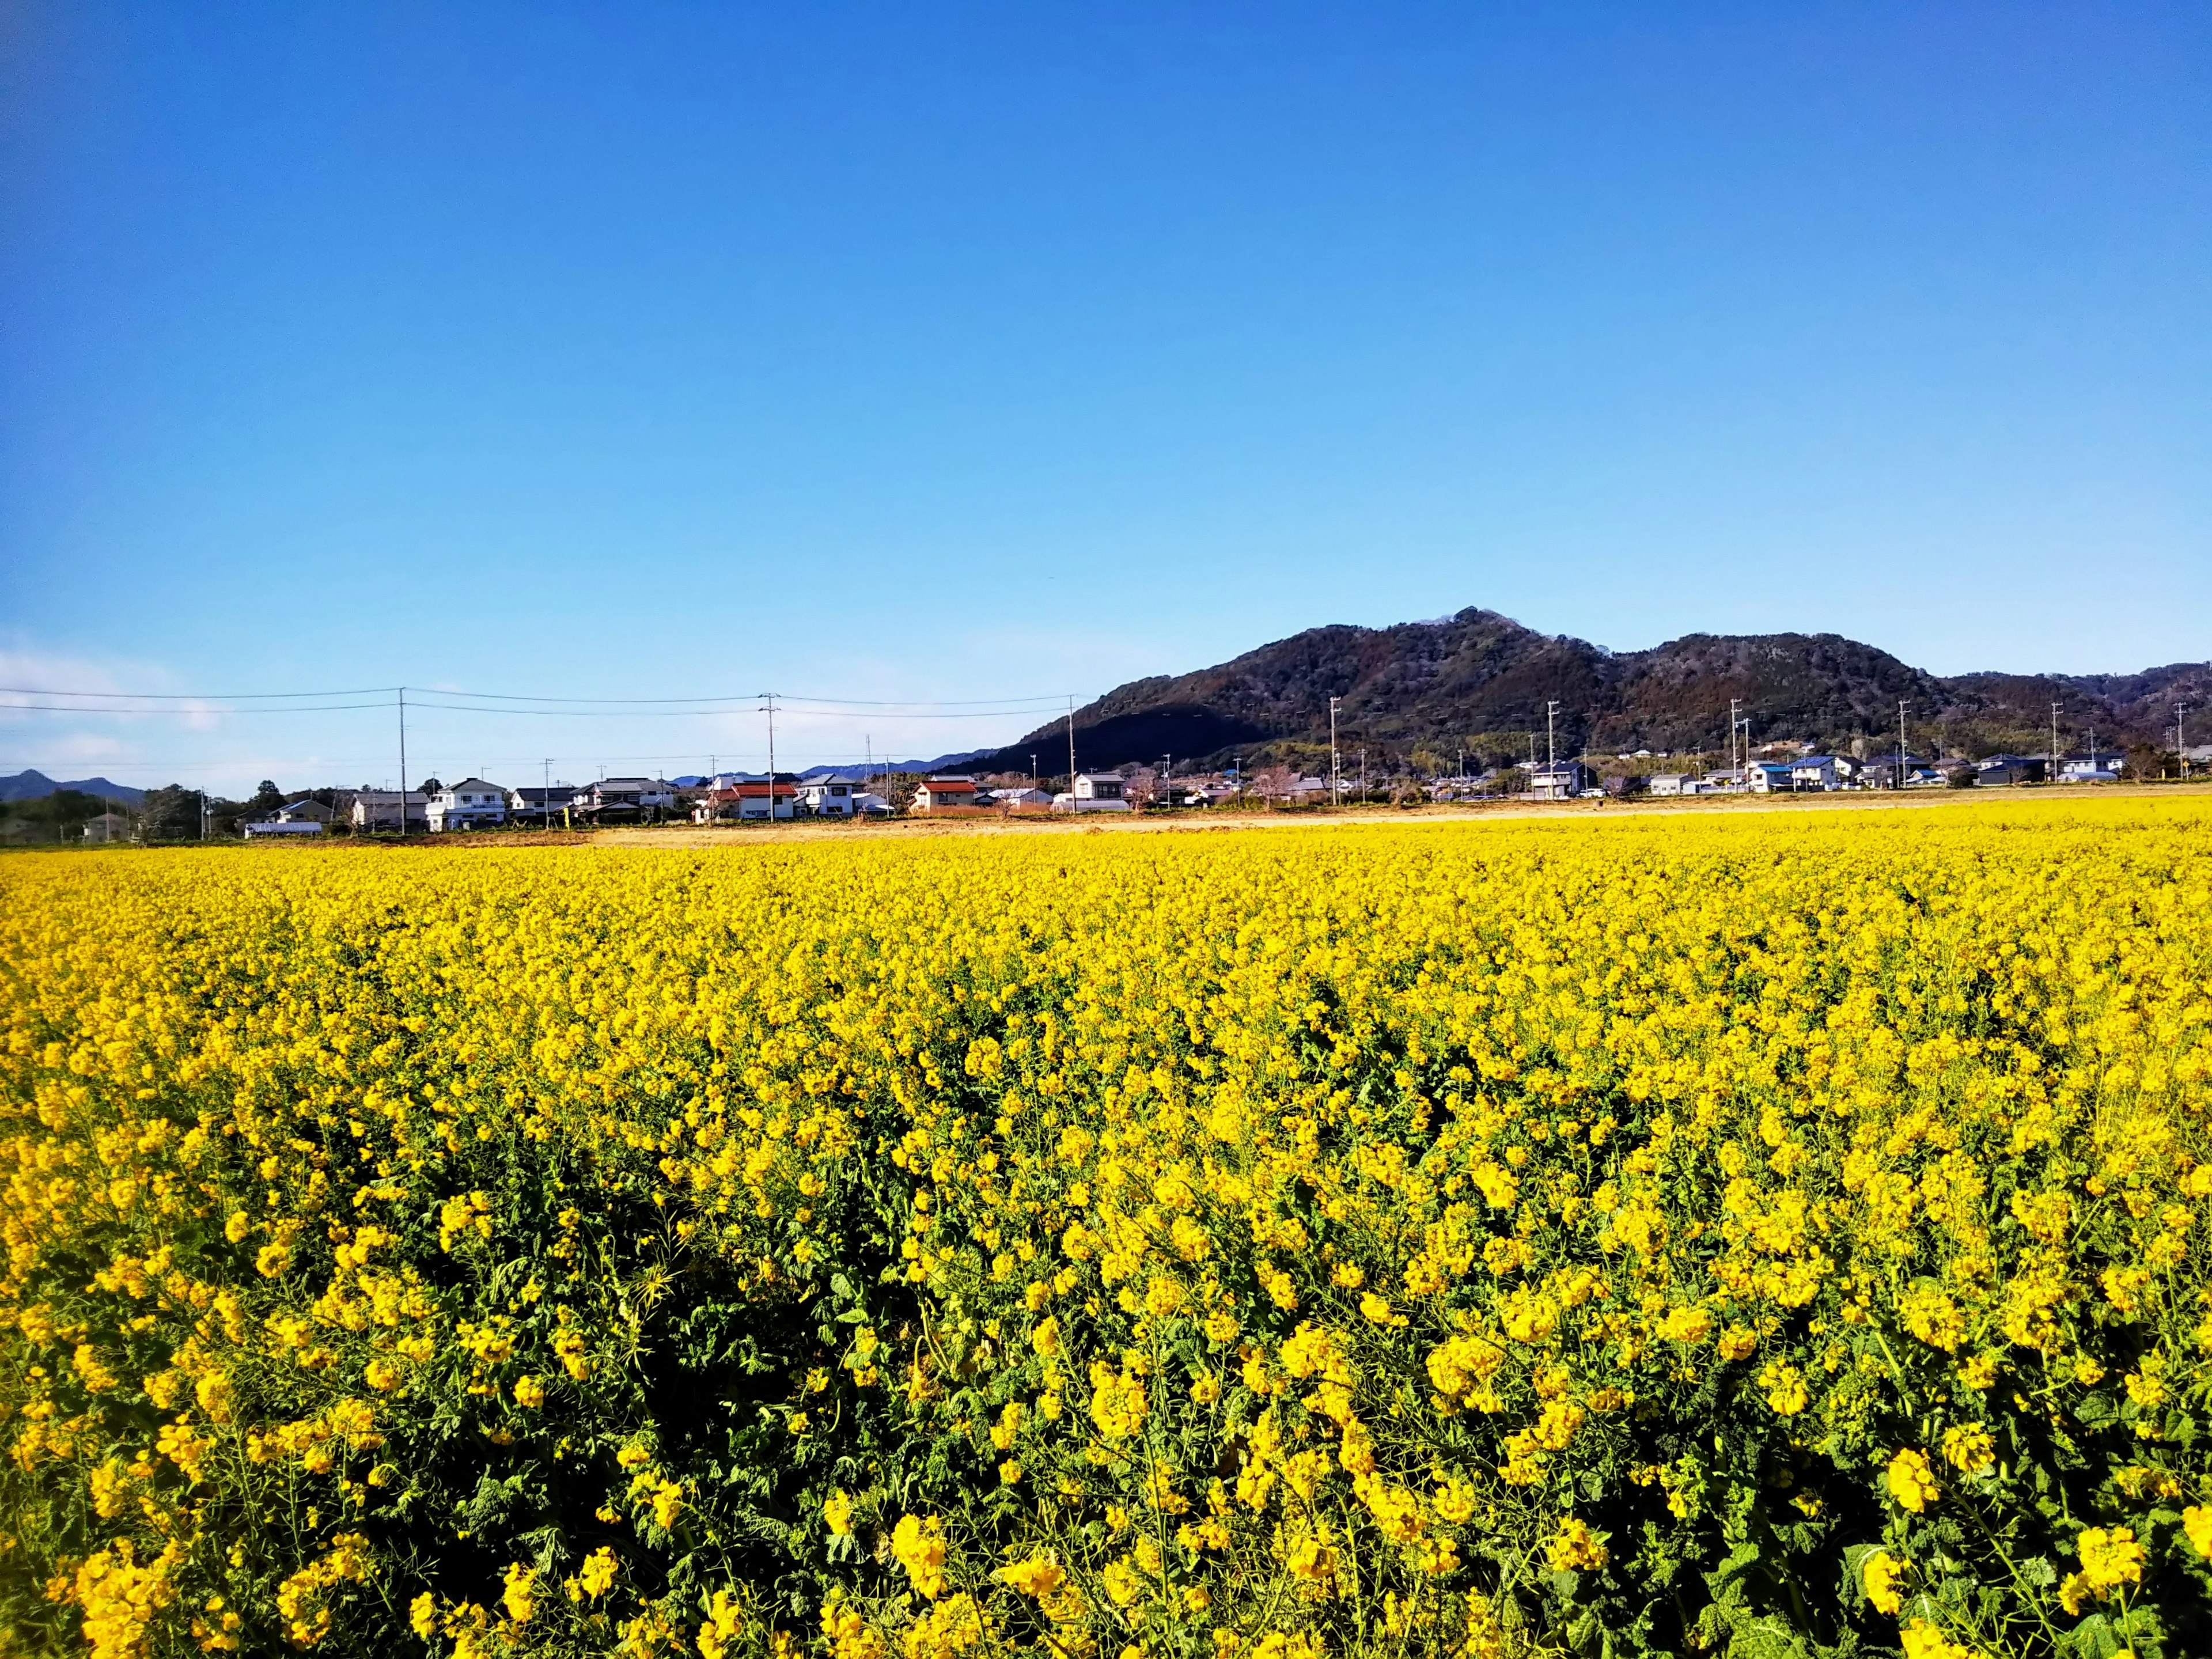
[{"xmin": 3, "ymin": 798, "xmax": 2210, "ymax": 1659}]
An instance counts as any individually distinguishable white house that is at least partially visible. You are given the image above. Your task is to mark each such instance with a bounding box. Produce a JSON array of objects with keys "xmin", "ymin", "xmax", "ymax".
[
  {"xmin": 1788, "ymin": 756, "xmax": 1842, "ymax": 791},
  {"xmin": 244, "ymin": 817, "xmax": 323, "ymax": 839},
  {"xmin": 428, "ymin": 778, "xmax": 509, "ymax": 832},
  {"xmin": 797, "ymin": 775, "xmax": 861, "ymax": 816},
  {"xmin": 2058, "ymin": 754, "xmax": 2124, "ymax": 783},
  {"xmin": 990, "ymin": 785, "xmax": 1053, "ymax": 809},
  {"xmin": 1527, "ymin": 762, "xmax": 1592, "ymax": 800},
  {"xmin": 1647, "ymin": 773, "xmax": 1704, "ymax": 797},
  {"xmin": 1063, "ymin": 774, "xmax": 1131, "ymax": 812},
  {"xmin": 695, "ymin": 782, "xmax": 797, "ymax": 821}
]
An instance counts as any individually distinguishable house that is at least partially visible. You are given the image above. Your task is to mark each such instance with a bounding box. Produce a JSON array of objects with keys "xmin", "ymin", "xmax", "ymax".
[
  {"xmin": 84, "ymin": 811, "xmax": 134, "ymax": 843},
  {"xmin": 1788, "ymin": 756, "xmax": 1841, "ymax": 791},
  {"xmin": 428, "ymin": 778, "xmax": 509, "ymax": 832},
  {"xmin": 2058, "ymin": 753, "xmax": 2125, "ymax": 782},
  {"xmin": 276, "ymin": 798, "xmax": 334, "ymax": 824},
  {"xmin": 990, "ymin": 785, "xmax": 1054, "ymax": 810},
  {"xmin": 1062, "ymin": 773, "xmax": 1131, "ymax": 812},
  {"xmin": 244, "ymin": 816, "xmax": 324, "ymax": 839},
  {"xmin": 1526, "ymin": 762, "xmax": 1592, "ymax": 800},
  {"xmin": 695, "ymin": 782, "xmax": 797, "ymax": 821},
  {"xmin": 797, "ymin": 775, "xmax": 861, "ymax": 817},
  {"xmin": 1647, "ymin": 773, "xmax": 1706, "ymax": 797},
  {"xmin": 350, "ymin": 790, "xmax": 428, "ymax": 832},
  {"xmin": 912, "ymin": 776, "xmax": 984, "ymax": 812},
  {"xmin": 1742, "ymin": 762, "xmax": 1797, "ymax": 794},
  {"xmin": 1975, "ymin": 755, "xmax": 2047, "ymax": 787},
  {"xmin": 509, "ymin": 785, "xmax": 581, "ymax": 824},
  {"xmin": 581, "ymin": 777, "xmax": 679, "ymax": 821}
]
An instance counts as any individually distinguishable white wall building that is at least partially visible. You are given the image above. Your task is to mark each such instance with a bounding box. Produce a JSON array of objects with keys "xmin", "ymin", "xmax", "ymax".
[
  {"xmin": 797, "ymin": 775, "xmax": 861, "ymax": 816},
  {"xmin": 1063, "ymin": 774, "xmax": 1131, "ymax": 812},
  {"xmin": 428, "ymin": 778, "xmax": 509, "ymax": 832}
]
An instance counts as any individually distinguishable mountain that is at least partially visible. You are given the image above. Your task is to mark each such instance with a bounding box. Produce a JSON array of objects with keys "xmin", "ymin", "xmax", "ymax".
[
  {"xmin": 0, "ymin": 770, "xmax": 145, "ymax": 805},
  {"xmin": 957, "ymin": 608, "xmax": 2211, "ymax": 775}
]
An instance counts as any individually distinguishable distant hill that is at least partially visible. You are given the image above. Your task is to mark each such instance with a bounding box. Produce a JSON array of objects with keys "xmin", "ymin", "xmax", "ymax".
[
  {"xmin": 959, "ymin": 608, "xmax": 2210, "ymax": 775},
  {"xmin": 0, "ymin": 770, "xmax": 145, "ymax": 806}
]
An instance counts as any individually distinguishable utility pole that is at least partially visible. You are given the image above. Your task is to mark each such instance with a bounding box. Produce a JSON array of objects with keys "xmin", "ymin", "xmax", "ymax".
[
  {"xmin": 397, "ymin": 687, "xmax": 408, "ymax": 836},
  {"xmin": 1359, "ymin": 749, "xmax": 1367, "ymax": 805},
  {"xmin": 2177, "ymin": 703, "xmax": 2189, "ymax": 777},
  {"xmin": 2050, "ymin": 702, "xmax": 2060, "ymax": 786},
  {"xmin": 1546, "ymin": 701, "xmax": 1559, "ymax": 773},
  {"xmin": 1066, "ymin": 698, "xmax": 1077, "ymax": 794},
  {"xmin": 1329, "ymin": 696, "xmax": 1342, "ymax": 805},
  {"xmin": 1897, "ymin": 700, "xmax": 1908, "ymax": 791},
  {"xmin": 759, "ymin": 692, "xmax": 778, "ymax": 821},
  {"xmin": 1164, "ymin": 752, "xmax": 1172, "ymax": 809},
  {"xmin": 543, "ymin": 758, "xmax": 552, "ymax": 825}
]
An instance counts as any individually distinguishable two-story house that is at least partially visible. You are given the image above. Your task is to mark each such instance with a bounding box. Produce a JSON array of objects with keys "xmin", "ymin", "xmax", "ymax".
[
  {"xmin": 509, "ymin": 785, "xmax": 581, "ymax": 823},
  {"xmin": 1063, "ymin": 774, "xmax": 1131, "ymax": 812},
  {"xmin": 428, "ymin": 778, "xmax": 509, "ymax": 832},
  {"xmin": 797, "ymin": 775, "xmax": 861, "ymax": 816},
  {"xmin": 582, "ymin": 777, "xmax": 679, "ymax": 822}
]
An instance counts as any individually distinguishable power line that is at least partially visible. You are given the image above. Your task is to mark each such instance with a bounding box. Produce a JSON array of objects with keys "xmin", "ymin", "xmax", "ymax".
[
  {"xmin": 0, "ymin": 684, "xmax": 399, "ymax": 700},
  {"xmin": 5, "ymin": 681, "xmax": 1078, "ymax": 712}
]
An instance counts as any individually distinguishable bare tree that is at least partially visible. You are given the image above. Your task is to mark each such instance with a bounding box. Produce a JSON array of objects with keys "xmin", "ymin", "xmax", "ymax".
[{"xmin": 1252, "ymin": 764, "xmax": 1297, "ymax": 806}]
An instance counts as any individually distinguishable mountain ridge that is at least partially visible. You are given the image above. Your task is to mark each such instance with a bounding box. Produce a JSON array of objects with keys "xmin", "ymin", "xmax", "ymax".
[
  {"xmin": 0, "ymin": 770, "xmax": 146, "ymax": 806},
  {"xmin": 958, "ymin": 608, "xmax": 2209, "ymax": 775}
]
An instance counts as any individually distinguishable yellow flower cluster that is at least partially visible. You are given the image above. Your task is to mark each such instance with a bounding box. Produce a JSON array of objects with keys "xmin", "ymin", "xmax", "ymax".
[{"xmin": 2, "ymin": 794, "xmax": 2209, "ymax": 1658}]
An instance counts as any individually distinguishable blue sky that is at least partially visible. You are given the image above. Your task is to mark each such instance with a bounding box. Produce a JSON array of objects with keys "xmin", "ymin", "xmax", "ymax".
[{"xmin": 2, "ymin": 2, "xmax": 2206, "ymax": 789}]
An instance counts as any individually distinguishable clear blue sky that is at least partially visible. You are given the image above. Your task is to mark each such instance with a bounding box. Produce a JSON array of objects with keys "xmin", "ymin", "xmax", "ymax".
[{"xmin": 3, "ymin": 2, "xmax": 2206, "ymax": 789}]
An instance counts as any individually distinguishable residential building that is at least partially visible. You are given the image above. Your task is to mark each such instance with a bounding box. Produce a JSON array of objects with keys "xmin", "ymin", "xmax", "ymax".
[
  {"xmin": 694, "ymin": 782, "xmax": 797, "ymax": 821},
  {"xmin": 1975, "ymin": 755, "xmax": 2047, "ymax": 787},
  {"xmin": 509, "ymin": 785, "xmax": 581, "ymax": 824},
  {"xmin": 1743, "ymin": 761, "xmax": 1796, "ymax": 794},
  {"xmin": 582, "ymin": 777, "xmax": 679, "ymax": 821},
  {"xmin": 1648, "ymin": 773, "xmax": 1705, "ymax": 797},
  {"xmin": 350, "ymin": 790, "xmax": 428, "ymax": 832},
  {"xmin": 84, "ymin": 810, "xmax": 133, "ymax": 844},
  {"xmin": 1062, "ymin": 773, "xmax": 1132, "ymax": 812},
  {"xmin": 912, "ymin": 776, "xmax": 984, "ymax": 811},
  {"xmin": 1526, "ymin": 762, "xmax": 1593, "ymax": 800},
  {"xmin": 2058, "ymin": 754, "xmax": 2124, "ymax": 783},
  {"xmin": 797, "ymin": 775, "xmax": 861, "ymax": 816},
  {"xmin": 276, "ymin": 798, "xmax": 334, "ymax": 824},
  {"xmin": 244, "ymin": 817, "xmax": 324, "ymax": 839},
  {"xmin": 989, "ymin": 785, "xmax": 1054, "ymax": 809},
  {"xmin": 1788, "ymin": 755, "xmax": 1842, "ymax": 791},
  {"xmin": 428, "ymin": 778, "xmax": 509, "ymax": 832}
]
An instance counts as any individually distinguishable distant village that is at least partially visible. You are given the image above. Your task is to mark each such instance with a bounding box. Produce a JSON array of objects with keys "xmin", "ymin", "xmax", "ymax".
[{"xmin": 195, "ymin": 732, "xmax": 2177, "ymax": 839}]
